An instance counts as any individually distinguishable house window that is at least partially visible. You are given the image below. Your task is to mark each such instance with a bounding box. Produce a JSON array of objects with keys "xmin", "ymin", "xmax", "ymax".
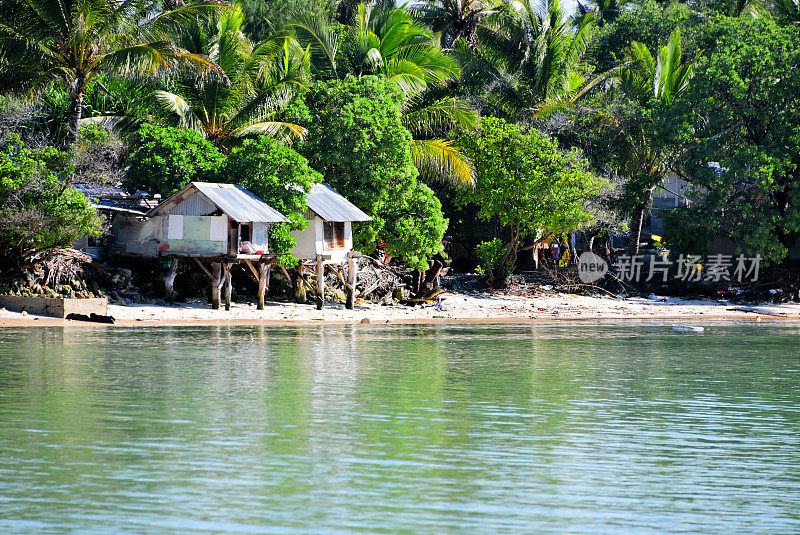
[
  {"xmin": 323, "ymin": 222, "xmax": 345, "ymax": 249},
  {"xmin": 240, "ymin": 224, "xmax": 251, "ymax": 242}
]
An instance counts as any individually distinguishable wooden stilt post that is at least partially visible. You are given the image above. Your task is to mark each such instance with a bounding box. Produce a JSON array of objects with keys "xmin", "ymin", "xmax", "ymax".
[
  {"xmin": 224, "ymin": 263, "xmax": 232, "ymax": 311},
  {"xmin": 346, "ymin": 252, "xmax": 357, "ymax": 310},
  {"xmin": 164, "ymin": 257, "xmax": 179, "ymax": 303},
  {"xmin": 257, "ymin": 261, "xmax": 267, "ymax": 310},
  {"xmin": 316, "ymin": 254, "xmax": 325, "ymax": 310},
  {"xmin": 211, "ymin": 262, "xmax": 221, "ymax": 310},
  {"xmin": 295, "ymin": 260, "xmax": 306, "ymax": 303}
]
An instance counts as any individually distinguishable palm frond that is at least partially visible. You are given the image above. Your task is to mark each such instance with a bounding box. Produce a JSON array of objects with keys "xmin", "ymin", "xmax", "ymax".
[
  {"xmin": 402, "ymin": 97, "xmax": 478, "ymax": 136},
  {"xmin": 98, "ymin": 41, "xmax": 220, "ymax": 82},
  {"xmin": 153, "ymin": 89, "xmax": 202, "ymax": 131},
  {"xmin": 290, "ymin": 11, "xmax": 339, "ymax": 78},
  {"xmin": 410, "ymin": 138, "xmax": 476, "ymax": 188},
  {"xmin": 227, "ymin": 121, "xmax": 307, "ymax": 142}
]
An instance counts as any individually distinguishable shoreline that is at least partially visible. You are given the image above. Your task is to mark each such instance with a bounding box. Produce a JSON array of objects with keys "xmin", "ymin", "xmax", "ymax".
[{"xmin": 2, "ymin": 291, "xmax": 799, "ymax": 327}]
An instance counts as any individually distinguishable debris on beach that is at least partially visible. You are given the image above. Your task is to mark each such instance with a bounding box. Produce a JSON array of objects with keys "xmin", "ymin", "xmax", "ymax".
[{"xmin": 673, "ymin": 326, "xmax": 705, "ymax": 333}]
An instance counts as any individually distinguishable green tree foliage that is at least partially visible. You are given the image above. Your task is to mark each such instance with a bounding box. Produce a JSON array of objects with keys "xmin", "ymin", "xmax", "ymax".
[
  {"xmin": 218, "ymin": 137, "xmax": 323, "ymax": 265},
  {"xmin": 590, "ymin": 1, "xmax": 703, "ymax": 72},
  {"xmin": 573, "ymin": 0, "xmax": 628, "ymax": 28},
  {"xmin": 773, "ymin": 0, "xmax": 800, "ymax": 23},
  {"xmin": 0, "ymin": 0, "xmax": 220, "ymax": 147},
  {"xmin": 153, "ymin": 6, "xmax": 310, "ymax": 149},
  {"xmin": 123, "ymin": 124, "xmax": 224, "ymax": 196},
  {"xmin": 298, "ymin": 75, "xmax": 447, "ymax": 269},
  {"xmin": 380, "ymin": 180, "xmax": 448, "ymax": 270},
  {"xmin": 237, "ymin": 0, "xmax": 336, "ymax": 42},
  {"xmin": 597, "ymin": 29, "xmax": 700, "ymax": 254},
  {"xmin": 409, "ymin": 0, "xmax": 503, "ymax": 47},
  {"xmin": 456, "ymin": 0, "xmax": 595, "ymax": 120},
  {"xmin": 662, "ymin": 18, "xmax": 800, "ymax": 264},
  {"xmin": 0, "ymin": 135, "xmax": 101, "ymax": 263},
  {"xmin": 292, "ymin": 3, "xmax": 476, "ymax": 187},
  {"xmin": 455, "ymin": 117, "xmax": 606, "ymax": 287}
]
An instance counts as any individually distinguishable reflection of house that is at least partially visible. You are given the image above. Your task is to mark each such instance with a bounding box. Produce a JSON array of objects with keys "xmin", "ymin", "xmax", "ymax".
[{"xmin": 290, "ymin": 183, "xmax": 372, "ymax": 263}]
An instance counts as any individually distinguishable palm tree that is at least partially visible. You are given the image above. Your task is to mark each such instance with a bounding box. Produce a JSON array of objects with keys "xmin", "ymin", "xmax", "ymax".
[
  {"xmin": 457, "ymin": 0, "xmax": 596, "ymax": 120},
  {"xmin": 0, "ymin": 0, "xmax": 222, "ymax": 147},
  {"xmin": 409, "ymin": 0, "xmax": 504, "ymax": 48},
  {"xmin": 345, "ymin": 4, "xmax": 462, "ymax": 97},
  {"xmin": 153, "ymin": 6, "xmax": 310, "ymax": 149},
  {"xmin": 292, "ymin": 3, "xmax": 477, "ymax": 187},
  {"xmin": 613, "ymin": 29, "xmax": 699, "ymax": 254}
]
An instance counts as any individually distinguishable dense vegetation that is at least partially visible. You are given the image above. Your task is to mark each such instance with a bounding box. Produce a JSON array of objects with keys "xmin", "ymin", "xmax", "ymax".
[{"xmin": 1, "ymin": 0, "xmax": 799, "ymax": 286}]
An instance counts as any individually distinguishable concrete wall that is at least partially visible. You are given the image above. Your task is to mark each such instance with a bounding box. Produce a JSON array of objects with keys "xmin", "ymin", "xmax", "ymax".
[
  {"xmin": 0, "ymin": 296, "xmax": 107, "ymax": 318},
  {"xmin": 251, "ymin": 222, "xmax": 269, "ymax": 254}
]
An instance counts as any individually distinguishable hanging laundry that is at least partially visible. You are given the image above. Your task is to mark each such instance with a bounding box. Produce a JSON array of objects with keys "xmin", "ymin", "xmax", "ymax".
[{"xmin": 559, "ymin": 245, "xmax": 570, "ymax": 267}]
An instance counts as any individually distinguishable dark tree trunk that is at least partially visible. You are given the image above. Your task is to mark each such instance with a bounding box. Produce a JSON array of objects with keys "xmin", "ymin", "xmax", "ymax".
[
  {"xmin": 628, "ymin": 189, "xmax": 653, "ymax": 255},
  {"xmin": 489, "ymin": 226, "xmax": 520, "ymax": 288}
]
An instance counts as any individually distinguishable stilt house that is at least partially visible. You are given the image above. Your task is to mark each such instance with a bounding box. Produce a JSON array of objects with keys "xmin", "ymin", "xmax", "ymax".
[
  {"xmin": 289, "ymin": 183, "xmax": 372, "ymax": 310},
  {"xmin": 131, "ymin": 182, "xmax": 288, "ymax": 311},
  {"xmin": 145, "ymin": 182, "xmax": 288, "ymax": 257}
]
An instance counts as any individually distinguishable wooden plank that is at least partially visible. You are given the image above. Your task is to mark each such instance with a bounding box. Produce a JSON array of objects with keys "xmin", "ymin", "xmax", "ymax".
[
  {"xmin": 216, "ymin": 267, "xmax": 227, "ymax": 290},
  {"xmin": 243, "ymin": 258, "xmax": 260, "ymax": 281},
  {"xmin": 257, "ymin": 263, "xmax": 269, "ymax": 310},
  {"xmin": 331, "ymin": 264, "xmax": 346, "ymax": 286},
  {"xmin": 224, "ymin": 263, "xmax": 232, "ymax": 311},
  {"xmin": 315, "ymin": 254, "xmax": 324, "ymax": 310},
  {"xmin": 192, "ymin": 257, "xmax": 213, "ymax": 281},
  {"xmin": 211, "ymin": 262, "xmax": 221, "ymax": 310}
]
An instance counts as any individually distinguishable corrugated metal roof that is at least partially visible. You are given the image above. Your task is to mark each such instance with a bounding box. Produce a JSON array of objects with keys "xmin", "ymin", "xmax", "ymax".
[
  {"xmin": 75, "ymin": 183, "xmax": 129, "ymax": 199},
  {"xmin": 305, "ymin": 183, "xmax": 372, "ymax": 222},
  {"xmin": 93, "ymin": 202, "xmax": 148, "ymax": 216},
  {"xmin": 149, "ymin": 182, "xmax": 289, "ymax": 224}
]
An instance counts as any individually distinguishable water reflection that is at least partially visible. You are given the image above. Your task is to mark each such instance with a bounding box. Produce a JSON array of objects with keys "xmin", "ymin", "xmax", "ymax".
[{"xmin": 0, "ymin": 323, "xmax": 799, "ymax": 534}]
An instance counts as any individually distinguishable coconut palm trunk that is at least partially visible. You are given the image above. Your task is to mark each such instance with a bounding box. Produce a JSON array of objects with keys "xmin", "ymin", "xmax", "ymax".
[{"xmin": 67, "ymin": 75, "xmax": 86, "ymax": 147}]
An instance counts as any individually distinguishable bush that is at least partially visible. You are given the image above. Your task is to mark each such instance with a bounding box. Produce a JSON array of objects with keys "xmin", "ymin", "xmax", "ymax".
[
  {"xmin": 0, "ymin": 135, "xmax": 101, "ymax": 264},
  {"xmin": 475, "ymin": 238, "xmax": 506, "ymax": 273},
  {"xmin": 123, "ymin": 124, "xmax": 224, "ymax": 196},
  {"xmin": 298, "ymin": 76, "xmax": 447, "ymax": 268}
]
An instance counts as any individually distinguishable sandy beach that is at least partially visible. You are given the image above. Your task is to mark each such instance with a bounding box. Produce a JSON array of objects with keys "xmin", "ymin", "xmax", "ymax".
[{"xmin": 1, "ymin": 290, "xmax": 799, "ymax": 327}]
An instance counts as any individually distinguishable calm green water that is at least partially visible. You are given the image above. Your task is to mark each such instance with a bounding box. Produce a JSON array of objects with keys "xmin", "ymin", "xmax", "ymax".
[{"xmin": 1, "ymin": 323, "xmax": 799, "ymax": 534}]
